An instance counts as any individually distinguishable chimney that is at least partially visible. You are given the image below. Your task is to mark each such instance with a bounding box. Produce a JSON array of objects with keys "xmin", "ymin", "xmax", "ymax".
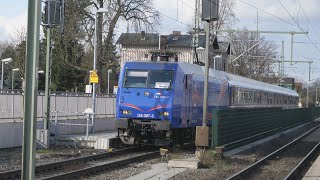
[
  {"xmin": 160, "ymin": 35, "xmax": 167, "ymax": 48},
  {"xmin": 173, "ymin": 31, "xmax": 181, "ymax": 36},
  {"xmin": 172, "ymin": 31, "xmax": 181, "ymax": 40},
  {"xmin": 141, "ymin": 31, "xmax": 146, "ymax": 40}
]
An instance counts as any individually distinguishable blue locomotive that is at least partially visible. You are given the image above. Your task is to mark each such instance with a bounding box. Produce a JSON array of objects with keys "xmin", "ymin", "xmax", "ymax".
[{"xmin": 115, "ymin": 61, "xmax": 299, "ymax": 145}]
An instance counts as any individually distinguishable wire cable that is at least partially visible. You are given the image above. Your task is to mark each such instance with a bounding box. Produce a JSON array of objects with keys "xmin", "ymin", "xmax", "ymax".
[
  {"xmin": 178, "ymin": 0, "xmax": 194, "ymax": 10},
  {"xmin": 157, "ymin": 11, "xmax": 190, "ymax": 27},
  {"xmin": 240, "ymin": 0, "xmax": 320, "ymax": 55},
  {"xmin": 276, "ymin": 0, "xmax": 301, "ymax": 27},
  {"xmin": 238, "ymin": 0, "xmax": 301, "ymax": 29}
]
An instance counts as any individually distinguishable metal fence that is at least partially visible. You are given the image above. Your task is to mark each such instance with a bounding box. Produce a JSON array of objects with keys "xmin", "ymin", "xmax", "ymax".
[
  {"xmin": 211, "ymin": 107, "xmax": 320, "ymax": 150},
  {"xmin": 0, "ymin": 90, "xmax": 116, "ymax": 120}
]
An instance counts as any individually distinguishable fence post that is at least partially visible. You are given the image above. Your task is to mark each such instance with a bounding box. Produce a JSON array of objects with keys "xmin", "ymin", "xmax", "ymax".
[
  {"xmin": 212, "ymin": 109, "xmax": 219, "ymax": 148},
  {"xmin": 12, "ymin": 93, "xmax": 15, "ymax": 119},
  {"xmin": 55, "ymin": 111, "xmax": 58, "ymax": 136},
  {"xmin": 86, "ymin": 114, "xmax": 90, "ymax": 137}
]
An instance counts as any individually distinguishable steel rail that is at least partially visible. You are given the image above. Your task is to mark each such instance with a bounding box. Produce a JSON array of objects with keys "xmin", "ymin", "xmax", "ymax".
[
  {"xmin": 284, "ymin": 141, "xmax": 320, "ymax": 180},
  {"xmin": 226, "ymin": 123, "xmax": 320, "ymax": 180},
  {"xmin": 41, "ymin": 151, "xmax": 159, "ymax": 180},
  {"xmin": 0, "ymin": 146, "xmax": 145, "ymax": 179}
]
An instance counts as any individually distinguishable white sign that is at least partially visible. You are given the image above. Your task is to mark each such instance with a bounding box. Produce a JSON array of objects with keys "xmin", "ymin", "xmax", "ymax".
[
  {"xmin": 155, "ymin": 82, "xmax": 170, "ymax": 89},
  {"xmin": 85, "ymin": 85, "xmax": 92, "ymax": 93},
  {"xmin": 113, "ymin": 86, "xmax": 118, "ymax": 94}
]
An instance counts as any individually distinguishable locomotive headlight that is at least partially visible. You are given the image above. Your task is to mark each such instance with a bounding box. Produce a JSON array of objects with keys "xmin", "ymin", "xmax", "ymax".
[
  {"xmin": 163, "ymin": 112, "xmax": 169, "ymax": 116},
  {"xmin": 122, "ymin": 110, "xmax": 132, "ymax": 115},
  {"xmin": 144, "ymin": 91, "xmax": 149, "ymax": 96}
]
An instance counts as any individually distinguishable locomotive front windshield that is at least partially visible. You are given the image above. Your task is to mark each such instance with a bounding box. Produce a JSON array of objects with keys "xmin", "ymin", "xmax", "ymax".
[{"xmin": 124, "ymin": 70, "xmax": 173, "ymax": 89}]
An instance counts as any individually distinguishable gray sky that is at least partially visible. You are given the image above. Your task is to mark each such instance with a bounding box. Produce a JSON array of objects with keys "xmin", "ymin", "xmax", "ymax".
[{"xmin": 0, "ymin": 0, "xmax": 319, "ymax": 82}]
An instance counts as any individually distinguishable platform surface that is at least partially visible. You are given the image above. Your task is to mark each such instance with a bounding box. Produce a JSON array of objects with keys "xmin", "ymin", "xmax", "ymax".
[
  {"xmin": 303, "ymin": 154, "xmax": 320, "ymax": 180},
  {"xmin": 55, "ymin": 130, "xmax": 119, "ymax": 149}
]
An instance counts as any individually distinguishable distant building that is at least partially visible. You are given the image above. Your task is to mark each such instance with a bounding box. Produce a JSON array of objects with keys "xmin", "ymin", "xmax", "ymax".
[
  {"xmin": 270, "ymin": 77, "xmax": 299, "ymax": 91},
  {"xmin": 116, "ymin": 31, "xmax": 228, "ymax": 70}
]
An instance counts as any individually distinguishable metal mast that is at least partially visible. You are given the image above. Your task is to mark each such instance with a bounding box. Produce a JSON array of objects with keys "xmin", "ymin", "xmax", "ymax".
[{"xmin": 192, "ymin": 0, "xmax": 200, "ymax": 63}]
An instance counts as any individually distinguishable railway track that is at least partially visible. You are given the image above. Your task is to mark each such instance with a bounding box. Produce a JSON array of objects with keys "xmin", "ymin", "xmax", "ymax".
[
  {"xmin": 0, "ymin": 146, "xmax": 159, "ymax": 180},
  {"xmin": 227, "ymin": 124, "xmax": 320, "ymax": 180}
]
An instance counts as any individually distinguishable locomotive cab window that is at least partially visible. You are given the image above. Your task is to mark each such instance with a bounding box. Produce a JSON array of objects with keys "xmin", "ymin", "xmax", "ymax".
[
  {"xmin": 124, "ymin": 70, "xmax": 148, "ymax": 88},
  {"xmin": 148, "ymin": 70, "xmax": 173, "ymax": 89}
]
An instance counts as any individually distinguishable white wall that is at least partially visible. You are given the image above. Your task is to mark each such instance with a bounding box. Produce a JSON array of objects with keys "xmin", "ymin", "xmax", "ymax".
[{"xmin": 0, "ymin": 118, "xmax": 116, "ymax": 149}]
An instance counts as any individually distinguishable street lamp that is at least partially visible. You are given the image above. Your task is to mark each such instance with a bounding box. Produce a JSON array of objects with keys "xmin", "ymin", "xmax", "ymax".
[
  {"xmin": 92, "ymin": 8, "xmax": 109, "ymax": 132},
  {"xmin": 279, "ymin": 79, "xmax": 285, "ymax": 87},
  {"xmin": 213, "ymin": 55, "xmax": 222, "ymax": 70},
  {"xmin": 1, "ymin": 58, "xmax": 13, "ymax": 89},
  {"xmin": 107, "ymin": 69, "xmax": 112, "ymax": 94},
  {"xmin": 11, "ymin": 68, "xmax": 20, "ymax": 90},
  {"xmin": 232, "ymin": 63, "xmax": 240, "ymax": 74}
]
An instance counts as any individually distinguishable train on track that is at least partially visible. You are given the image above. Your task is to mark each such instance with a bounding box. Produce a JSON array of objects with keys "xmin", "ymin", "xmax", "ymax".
[{"xmin": 115, "ymin": 61, "xmax": 299, "ymax": 146}]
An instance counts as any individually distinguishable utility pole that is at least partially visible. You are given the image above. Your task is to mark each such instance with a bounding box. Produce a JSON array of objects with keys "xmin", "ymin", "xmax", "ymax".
[
  {"xmin": 316, "ymin": 87, "xmax": 318, "ymax": 107},
  {"xmin": 307, "ymin": 61, "xmax": 312, "ymax": 107},
  {"xmin": 22, "ymin": 0, "xmax": 41, "ymax": 179},
  {"xmin": 279, "ymin": 41, "xmax": 285, "ymax": 78},
  {"xmin": 203, "ymin": 22, "xmax": 210, "ymax": 127},
  {"xmin": 192, "ymin": 0, "xmax": 200, "ymax": 63},
  {"xmin": 44, "ymin": 22, "xmax": 52, "ymax": 131}
]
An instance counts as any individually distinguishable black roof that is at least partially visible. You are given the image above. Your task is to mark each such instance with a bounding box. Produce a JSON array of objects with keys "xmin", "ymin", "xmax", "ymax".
[
  {"xmin": 116, "ymin": 33, "xmax": 159, "ymax": 46},
  {"xmin": 116, "ymin": 32, "xmax": 219, "ymax": 49},
  {"xmin": 215, "ymin": 42, "xmax": 230, "ymax": 54}
]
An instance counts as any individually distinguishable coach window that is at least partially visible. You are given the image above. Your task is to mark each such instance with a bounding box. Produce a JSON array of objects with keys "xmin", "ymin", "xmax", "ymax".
[
  {"xmin": 148, "ymin": 70, "xmax": 174, "ymax": 89},
  {"xmin": 232, "ymin": 88, "xmax": 236, "ymax": 105},
  {"xmin": 124, "ymin": 70, "xmax": 148, "ymax": 88}
]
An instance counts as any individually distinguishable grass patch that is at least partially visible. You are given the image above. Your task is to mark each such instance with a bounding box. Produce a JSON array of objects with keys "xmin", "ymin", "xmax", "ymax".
[
  {"xmin": 36, "ymin": 149, "xmax": 54, "ymax": 154},
  {"xmin": 199, "ymin": 149, "xmax": 233, "ymax": 170}
]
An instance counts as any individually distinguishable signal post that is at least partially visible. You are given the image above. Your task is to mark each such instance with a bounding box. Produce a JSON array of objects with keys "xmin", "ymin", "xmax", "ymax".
[{"xmin": 195, "ymin": 0, "xmax": 219, "ymax": 151}]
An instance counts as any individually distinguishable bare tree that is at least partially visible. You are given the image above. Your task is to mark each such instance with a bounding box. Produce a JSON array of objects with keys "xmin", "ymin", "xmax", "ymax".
[
  {"xmin": 211, "ymin": 0, "xmax": 237, "ymax": 30},
  {"xmin": 83, "ymin": 0, "xmax": 160, "ymax": 92},
  {"xmin": 230, "ymin": 29, "xmax": 278, "ymax": 80}
]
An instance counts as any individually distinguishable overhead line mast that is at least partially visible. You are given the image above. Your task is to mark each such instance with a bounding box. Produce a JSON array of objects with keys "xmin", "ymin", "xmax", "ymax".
[{"xmin": 192, "ymin": 0, "xmax": 200, "ymax": 64}]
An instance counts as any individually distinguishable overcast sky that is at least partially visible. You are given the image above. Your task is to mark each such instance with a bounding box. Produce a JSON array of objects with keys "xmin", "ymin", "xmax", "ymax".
[{"xmin": 0, "ymin": 0, "xmax": 319, "ymax": 83}]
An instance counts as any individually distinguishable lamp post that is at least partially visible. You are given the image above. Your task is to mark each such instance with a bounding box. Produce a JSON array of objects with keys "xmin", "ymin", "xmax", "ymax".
[
  {"xmin": 107, "ymin": 69, "xmax": 112, "ymax": 94},
  {"xmin": 92, "ymin": 8, "xmax": 108, "ymax": 132},
  {"xmin": 12, "ymin": 68, "xmax": 20, "ymax": 90},
  {"xmin": 1, "ymin": 58, "xmax": 13, "ymax": 89}
]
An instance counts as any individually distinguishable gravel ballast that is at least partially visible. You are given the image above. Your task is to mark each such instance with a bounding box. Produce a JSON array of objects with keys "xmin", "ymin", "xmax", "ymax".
[{"xmin": 0, "ymin": 121, "xmax": 319, "ymax": 180}]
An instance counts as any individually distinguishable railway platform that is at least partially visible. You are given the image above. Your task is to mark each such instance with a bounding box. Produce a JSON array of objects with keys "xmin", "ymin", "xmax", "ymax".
[
  {"xmin": 303, "ymin": 155, "xmax": 320, "ymax": 180},
  {"xmin": 54, "ymin": 130, "xmax": 121, "ymax": 149}
]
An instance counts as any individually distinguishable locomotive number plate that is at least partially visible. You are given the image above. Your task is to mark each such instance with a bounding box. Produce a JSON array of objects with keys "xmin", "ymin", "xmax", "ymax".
[{"xmin": 137, "ymin": 113, "xmax": 155, "ymax": 118}]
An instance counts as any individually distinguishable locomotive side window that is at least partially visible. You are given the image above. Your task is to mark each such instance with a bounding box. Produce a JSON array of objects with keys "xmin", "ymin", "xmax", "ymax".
[
  {"xmin": 148, "ymin": 70, "xmax": 173, "ymax": 89},
  {"xmin": 123, "ymin": 70, "xmax": 148, "ymax": 88}
]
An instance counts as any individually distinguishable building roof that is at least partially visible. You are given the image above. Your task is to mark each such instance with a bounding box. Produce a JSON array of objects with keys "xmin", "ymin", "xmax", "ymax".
[
  {"xmin": 116, "ymin": 32, "xmax": 219, "ymax": 49},
  {"xmin": 215, "ymin": 42, "xmax": 230, "ymax": 54},
  {"xmin": 116, "ymin": 33, "xmax": 159, "ymax": 46}
]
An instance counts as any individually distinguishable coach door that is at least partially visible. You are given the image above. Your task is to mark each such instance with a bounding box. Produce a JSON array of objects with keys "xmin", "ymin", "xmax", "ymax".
[{"xmin": 181, "ymin": 74, "xmax": 193, "ymax": 127}]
